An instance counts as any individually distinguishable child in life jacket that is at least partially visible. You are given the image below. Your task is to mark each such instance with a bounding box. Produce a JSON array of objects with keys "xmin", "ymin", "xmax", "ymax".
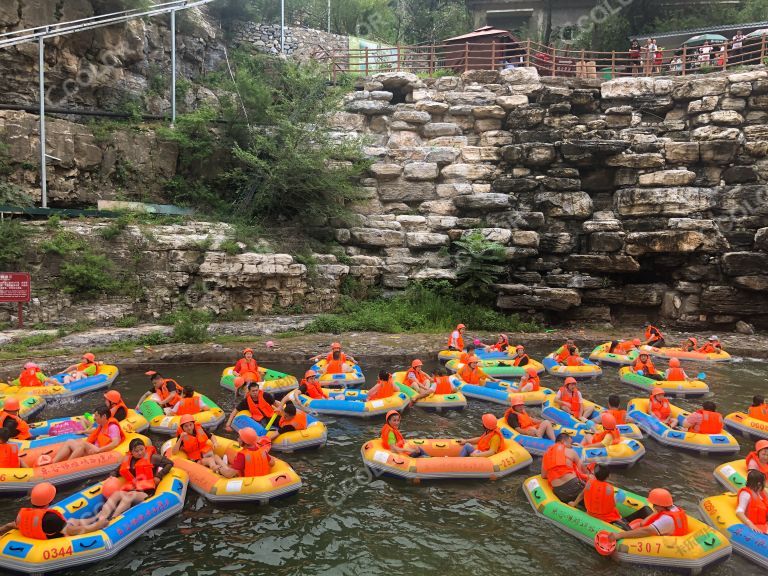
[
  {"xmin": 172, "ymin": 414, "xmax": 224, "ymax": 472},
  {"xmin": 664, "ymin": 357, "xmax": 688, "ymax": 381},
  {"xmin": 747, "ymin": 440, "xmax": 768, "ymax": 474},
  {"xmin": 518, "ymin": 365, "xmax": 540, "ymax": 392},
  {"xmin": 504, "ymin": 395, "xmax": 556, "ymax": 441},
  {"xmin": 218, "ymin": 427, "xmax": 275, "ymax": 478},
  {"xmin": 57, "ymin": 353, "xmax": 99, "ymax": 384},
  {"xmin": 582, "ymin": 412, "xmax": 622, "ymax": 448},
  {"xmin": 683, "ymin": 400, "xmax": 723, "ymax": 434},
  {"xmin": 735, "ymin": 470, "xmax": 768, "ymax": 534},
  {"xmin": 748, "ymin": 395, "xmax": 768, "ymax": 422},
  {"xmin": 170, "ymin": 386, "xmax": 210, "ymax": 417},
  {"xmin": 0, "ymin": 397, "xmax": 30, "ymax": 440},
  {"xmin": 458, "ymin": 413, "xmax": 505, "ymax": 457},
  {"xmin": 648, "ymin": 387, "xmax": 677, "ymax": 428},
  {"xmin": 569, "ymin": 465, "xmax": 651, "ymax": 530},
  {"xmin": 0, "ymin": 428, "xmax": 23, "ymax": 469},
  {"xmin": 379, "ymin": 410, "xmax": 428, "ymax": 458},
  {"xmin": 607, "ymin": 488, "xmax": 690, "ymax": 542}
]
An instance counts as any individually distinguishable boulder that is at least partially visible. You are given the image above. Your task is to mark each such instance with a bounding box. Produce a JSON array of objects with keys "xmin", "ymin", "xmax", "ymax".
[
  {"xmin": 496, "ymin": 286, "xmax": 581, "ymax": 311},
  {"xmin": 416, "ymin": 100, "xmax": 450, "ymax": 114},
  {"xmin": 378, "ymin": 180, "xmax": 436, "ymax": 202},
  {"xmin": 472, "ymin": 105, "xmax": 506, "ymax": 119},
  {"xmin": 589, "ymin": 232, "xmax": 625, "ymax": 252},
  {"xmin": 638, "ymin": 169, "xmax": 696, "ymax": 187},
  {"xmin": 701, "ymin": 285, "xmax": 768, "ymax": 315},
  {"xmin": 405, "ymin": 232, "xmax": 450, "ymax": 249},
  {"xmin": 510, "ymin": 230, "xmax": 539, "ymax": 248},
  {"xmin": 721, "ymin": 251, "xmax": 768, "ymax": 276},
  {"xmin": 563, "ymin": 254, "xmax": 640, "ymax": 273},
  {"xmin": 499, "ymin": 67, "xmax": 542, "ymax": 94},
  {"xmin": 560, "ymin": 140, "xmax": 630, "ymax": 163},
  {"xmin": 672, "ymin": 77, "xmax": 728, "ymax": 100},
  {"xmin": 624, "ymin": 230, "xmax": 727, "ymax": 256},
  {"xmin": 601, "ymin": 77, "xmax": 655, "ymax": 99},
  {"xmin": 733, "ymin": 275, "xmax": 768, "ymax": 291},
  {"xmin": 664, "ymin": 142, "xmax": 700, "ymax": 164},
  {"xmin": 756, "ymin": 228, "xmax": 768, "ymax": 251},
  {"xmin": 461, "ymin": 70, "xmax": 500, "ymax": 84},
  {"xmin": 709, "ymin": 110, "xmax": 744, "ymax": 126},
  {"xmin": 539, "ymin": 233, "xmax": 576, "ymax": 253},
  {"xmin": 453, "ymin": 193, "xmax": 510, "ymax": 211},
  {"xmin": 371, "ymin": 71, "xmax": 419, "ymax": 88},
  {"xmin": 403, "ymin": 162, "xmax": 439, "ymax": 181},
  {"xmin": 534, "ymin": 191, "xmax": 593, "ymax": 219},
  {"xmin": 623, "ymin": 283, "xmax": 668, "ymax": 306},
  {"xmin": 349, "ymin": 227, "xmax": 405, "ymax": 247},
  {"xmin": 736, "ymin": 320, "xmax": 755, "ymax": 334},
  {"xmin": 369, "ymin": 163, "xmax": 403, "ymax": 180},
  {"xmin": 692, "ymin": 126, "xmax": 741, "ymax": 140},
  {"xmin": 698, "ymin": 140, "xmax": 739, "ymax": 163},
  {"xmin": 722, "ymin": 166, "xmax": 758, "ymax": 184},
  {"xmin": 344, "ymin": 100, "xmax": 394, "ymax": 115},
  {"xmin": 605, "ymin": 153, "xmax": 665, "ymax": 169},
  {"xmin": 615, "ymin": 187, "xmax": 718, "ymax": 216},
  {"xmin": 441, "ymin": 163, "xmax": 494, "ymax": 181},
  {"xmin": 688, "ymin": 96, "xmax": 719, "ymax": 114},
  {"xmin": 461, "ymin": 146, "xmax": 500, "ymax": 163},
  {"xmin": 496, "ymin": 95, "xmax": 529, "ymax": 110},
  {"xmin": 422, "ymin": 122, "xmax": 462, "ymax": 138},
  {"xmin": 393, "ymin": 110, "xmax": 432, "ymax": 124}
]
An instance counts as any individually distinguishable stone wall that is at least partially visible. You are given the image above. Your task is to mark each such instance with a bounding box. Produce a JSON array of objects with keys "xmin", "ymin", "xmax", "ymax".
[
  {"xmin": 328, "ymin": 67, "xmax": 768, "ymax": 329},
  {"xmin": 232, "ymin": 23, "xmax": 349, "ymax": 60}
]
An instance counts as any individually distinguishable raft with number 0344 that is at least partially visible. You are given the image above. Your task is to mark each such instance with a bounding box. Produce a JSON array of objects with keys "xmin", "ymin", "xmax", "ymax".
[
  {"xmin": 0, "ymin": 433, "xmax": 150, "ymax": 492},
  {"xmin": 161, "ymin": 435, "xmax": 301, "ymax": 503},
  {"xmin": 627, "ymin": 398, "xmax": 740, "ymax": 454},
  {"xmin": 618, "ymin": 366, "xmax": 709, "ymax": 398},
  {"xmin": 0, "ymin": 396, "xmax": 45, "ymax": 421},
  {"xmin": 308, "ymin": 359, "xmax": 365, "ymax": 388},
  {"xmin": 588, "ymin": 342, "xmax": 639, "ymax": 366},
  {"xmin": 712, "ymin": 459, "xmax": 762, "ymax": 494},
  {"xmin": 452, "ymin": 376, "xmax": 554, "ymax": 406},
  {"xmin": 220, "ymin": 366, "xmax": 298, "ymax": 395},
  {"xmin": 230, "ymin": 411, "xmax": 327, "ymax": 451},
  {"xmin": 0, "ymin": 469, "xmax": 188, "ymax": 574},
  {"xmin": 360, "ymin": 433, "xmax": 532, "ymax": 481},
  {"xmin": 723, "ymin": 411, "xmax": 768, "ymax": 440},
  {"xmin": 391, "ymin": 371, "xmax": 466, "ymax": 411},
  {"xmin": 297, "ymin": 387, "xmax": 409, "ymax": 418},
  {"xmin": 497, "ymin": 418, "xmax": 645, "ymax": 468},
  {"xmin": 542, "ymin": 349, "xmax": 602, "ymax": 379},
  {"xmin": 0, "ymin": 365, "xmax": 119, "ymax": 400},
  {"xmin": 444, "ymin": 357, "xmax": 545, "ymax": 379},
  {"xmin": 699, "ymin": 493, "xmax": 768, "ymax": 569},
  {"xmin": 138, "ymin": 394, "xmax": 225, "ymax": 435},
  {"xmin": 540, "ymin": 399, "xmax": 643, "ymax": 439},
  {"xmin": 522, "ymin": 475, "xmax": 732, "ymax": 574},
  {"xmin": 638, "ymin": 345, "xmax": 731, "ymax": 362}
]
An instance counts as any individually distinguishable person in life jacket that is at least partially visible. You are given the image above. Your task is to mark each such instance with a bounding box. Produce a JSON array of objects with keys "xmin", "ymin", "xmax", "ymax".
[
  {"xmin": 542, "ymin": 432, "xmax": 588, "ymax": 503},
  {"xmin": 12, "ymin": 361, "xmax": 56, "ymax": 387},
  {"xmin": 428, "ymin": 367, "xmax": 458, "ymax": 395},
  {"xmin": 0, "ymin": 482, "xmax": 104, "ymax": 539},
  {"xmin": 509, "ymin": 345, "xmax": 529, "ymax": 366},
  {"xmin": 135, "ymin": 371, "xmax": 181, "ymax": 410},
  {"xmin": 58, "ymin": 352, "xmax": 99, "ymax": 384},
  {"xmin": 366, "ymin": 370, "xmax": 399, "ymax": 401},
  {"xmin": 458, "ymin": 413, "xmax": 505, "ymax": 457},
  {"xmin": 270, "ymin": 403, "xmax": 309, "ymax": 439},
  {"xmin": 233, "ymin": 348, "xmax": 262, "ymax": 382},
  {"xmin": 606, "ymin": 395, "xmax": 627, "ymax": 425},
  {"xmin": 51, "ymin": 407, "xmax": 125, "ymax": 463},
  {"xmin": 683, "ymin": 400, "xmax": 723, "ymax": 434},
  {"xmin": 458, "ymin": 343, "xmax": 476, "ymax": 365},
  {"xmin": 648, "ymin": 387, "xmax": 677, "ymax": 427},
  {"xmin": 321, "ymin": 347, "xmax": 355, "ymax": 375},
  {"xmin": 172, "ymin": 414, "xmax": 224, "ymax": 471},
  {"xmin": 310, "ymin": 342, "xmax": 357, "ymax": 367},
  {"xmin": 632, "ymin": 352, "xmax": 662, "ymax": 380},
  {"xmin": 555, "ymin": 377, "xmax": 594, "ymax": 420},
  {"xmin": 569, "ymin": 465, "xmax": 633, "ymax": 529},
  {"xmin": 697, "ymin": 335, "xmax": 723, "ymax": 354},
  {"xmin": 608, "ymin": 338, "xmax": 641, "ymax": 355},
  {"xmin": 519, "ymin": 366, "xmax": 541, "ymax": 392},
  {"xmin": 607, "ymin": 488, "xmax": 690, "ymax": 542},
  {"xmin": 170, "ymin": 386, "xmax": 210, "ymax": 417},
  {"xmin": 298, "ymin": 370, "xmax": 329, "ymax": 399},
  {"xmin": 0, "ymin": 396, "xmax": 31, "ymax": 440},
  {"xmin": 225, "ymin": 381, "xmax": 279, "ymax": 432},
  {"xmin": 746, "ymin": 440, "xmax": 768, "ymax": 475},
  {"xmin": 681, "ymin": 337, "xmax": 698, "ymax": 352},
  {"xmin": 555, "ymin": 339, "xmax": 578, "ymax": 363},
  {"xmin": 379, "ymin": 410, "xmax": 428, "ymax": 457},
  {"xmin": 505, "ymin": 395, "xmax": 555, "ymax": 441},
  {"xmin": 447, "ymin": 324, "xmax": 466, "ymax": 351},
  {"xmin": 458, "ymin": 356, "xmax": 500, "ymax": 386},
  {"xmin": 219, "ymin": 427, "xmax": 275, "ymax": 478},
  {"xmin": 748, "ymin": 395, "xmax": 768, "ymax": 423},
  {"xmin": 486, "ymin": 334, "xmax": 510, "ymax": 353},
  {"xmin": 583, "ymin": 412, "xmax": 621, "ymax": 448},
  {"xmin": 735, "ymin": 470, "xmax": 768, "ymax": 534},
  {"xmin": 643, "ymin": 322, "xmax": 665, "ymax": 347},
  {"xmin": 406, "ymin": 359, "xmax": 434, "ymax": 394},
  {"xmin": 561, "ymin": 346, "xmax": 586, "ymax": 367},
  {"xmin": 104, "ymin": 390, "xmax": 128, "ymax": 421},
  {"xmin": 0, "ymin": 428, "xmax": 23, "ymax": 469},
  {"xmin": 664, "ymin": 357, "xmax": 689, "ymax": 381}
]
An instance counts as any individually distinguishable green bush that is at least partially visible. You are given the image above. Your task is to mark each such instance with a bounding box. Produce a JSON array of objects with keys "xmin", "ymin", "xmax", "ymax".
[
  {"xmin": 453, "ymin": 231, "xmax": 507, "ymax": 301},
  {"xmin": 40, "ymin": 230, "xmax": 88, "ymax": 256},
  {"xmin": 59, "ymin": 253, "xmax": 119, "ymax": 298},
  {"xmin": 4, "ymin": 333, "xmax": 58, "ymax": 353},
  {"xmin": 220, "ymin": 239, "xmax": 240, "ymax": 255},
  {"xmin": 169, "ymin": 309, "xmax": 210, "ymax": 343},
  {"xmin": 115, "ymin": 316, "xmax": 139, "ymax": 328},
  {"xmin": 0, "ymin": 220, "xmax": 30, "ymax": 269}
]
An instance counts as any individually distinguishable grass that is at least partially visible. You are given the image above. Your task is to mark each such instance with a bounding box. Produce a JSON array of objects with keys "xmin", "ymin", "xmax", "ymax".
[{"xmin": 2, "ymin": 333, "xmax": 59, "ymax": 354}]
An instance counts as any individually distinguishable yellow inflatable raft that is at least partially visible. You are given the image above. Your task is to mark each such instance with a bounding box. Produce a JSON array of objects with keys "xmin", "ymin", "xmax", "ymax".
[
  {"xmin": 231, "ymin": 410, "xmax": 327, "ymax": 451},
  {"xmin": 588, "ymin": 342, "xmax": 639, "ymax": 366},
  {"xmin": 639, "ymin": 345, "xmax": 731, "ymax": 362},
  {"xmin": 523, "ymin": 475, "xmax": 732, "ymax": 572},
  {"xmin": 139, "ymin": 394, "xmax": 225, "ymax": 435},
  {"xmin": 298, "ymin": 387, "xmax": 409, "ymax": 418},
  {"xmin": 724, "ymin": 412, "xmax": 768, "ymax": 440},
  {"xmin": 310, "ymin": 359, "xmax": 365, "ymax": 387},
  {"xmin": 220, "ymin": 366, "xmax": 298, "ymax": 395},
  {"xmin": 361, "ymin": 436, "xmax": 532, "ymax": 481},
  {"xmin": 0, "ymin": 365, "xmax": 119, "ymax": 399},
  {"xmin": 618, "ymin": 366, "xmax": 709, "ymax": 398},
  {"xmin": 700, "ymin": 493, "xmax": 768, "ymax": 569},
  {"xmin": 0, "ymin": 395, "xmax": 45, "ymax": 421},
  {"xmin": 543, "ymin": 350, "xmax": 602, "ymax": 379},
  {"xmin": 162, "ymin": 435, "xmax": 301, "ymax": 503},
  {"xmin": 713, "ymin": 459, "xmax": 759, "ymax": 494},
  {"xmin": 392, "ymin": 371, "xmax": 467, "ymax": 411}
]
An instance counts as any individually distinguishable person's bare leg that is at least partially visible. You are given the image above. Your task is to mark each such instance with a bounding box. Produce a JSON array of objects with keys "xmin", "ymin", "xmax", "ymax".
[
  {"xmin": 218, "ymin": 465, "xmax": 239, "ymax": 479},
  {"xmin": 111, "ymin": 492, "xmax": 147, "ymax": 518},
  {"xmin": 51, "ymin": 441, "xmax": 79, "ymax": 463}
]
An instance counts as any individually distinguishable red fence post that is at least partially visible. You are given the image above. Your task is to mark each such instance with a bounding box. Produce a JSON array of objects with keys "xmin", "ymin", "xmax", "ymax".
[{"xmin": 464, "ymin": 42, "xmax": 469, "ymax": 72}]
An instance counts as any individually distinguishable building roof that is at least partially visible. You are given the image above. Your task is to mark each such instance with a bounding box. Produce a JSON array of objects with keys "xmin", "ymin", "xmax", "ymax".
[
  {"xmin": 444, "ymin": 26, "xmax": 516, "ymax": 42},
  {"xmin": 636, "ymin": 20, "xmax": 768, "ymax": 41}
]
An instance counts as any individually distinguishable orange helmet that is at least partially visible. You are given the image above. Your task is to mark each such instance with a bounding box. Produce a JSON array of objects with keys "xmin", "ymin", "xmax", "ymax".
[
  {"xmin": 238, "ymin": 427, "xmax": 259, "ymax": 445},
  {"xmin": 510, "ymin": 395, "xmax": 525, "ymax": 407},
  {"xmin": 467, "ymin": 355, "xmax": 479, "ymax": 364},
  {"xmin": 30, "ymin": 482, "xmax": 57, "ymax": 507},
  {"xmin": 515, "ymin": 344, "xmax": 524, "ymax": 350},
  {"xmin": 651, "ymin": 386, "xmax": 665, "ymax": 397},
  {"xmin": 3, "ymin": 397, "xmax": 20, "ymax": 411},
  {"xmin": 385, "ymin": 410, "xmax": 399, "ymax": 422},
  {"xmin": 756, "ymin": 439, "xmax": 768, "ymax": 453},
  {"xmin": 481, "ymin": 413, "xmax": 497, "ymax": 429},
  {"xmin": 102, "ymin": 477, "xmax": 123, "ymax": 499},
  {"xmin": 242, "ymin": 348, "xmax": 253, "ymax": 355},
  {"xmin": 82, "ymin": 352, "xmax": 96, "ymax": 362},
  {"xmin": 304, "ymin": 370, "xmax": 317, "ymax": 379},
  {"xmin": 179, "ymin": 414, "xmax": 195, "ymax": 426},
  {"xmin": 411, "ymin": 359, "xmax": 423, "ymax": 368},
  {"xmin": 632, "ymin": 338, "xmax": 641, "ymax": 345},
  {"xmin": 526, "ymin": 366, "xmax": 538, "ymax": 376},
  {"xmin": 647, "ymin": 488, "xmax": 674, "ymax": 507},
  {"xmin": 564, "ymin": 377, "xmax": 577, "ymax": 386},
  {"xmin": 601, "ymin": 412, "xmax": 617, "ymax": 430},
  {"xmin": 669, "ymin": 358, "xmax": 681, "ymax": 367},
  {"xmin": 145, "ymin": 370, "xmax": 158, "ymax": 377},
  {"xmin": 331, "ymin": 342, "xmax": 342, "ymax": 350},
  {"xmin": 104, "ymin": 390, "xmax": 122, "ymax": 404},
  {"xmin": 456, "ymin": 324, "xmax": 466, "ymax": 330}
]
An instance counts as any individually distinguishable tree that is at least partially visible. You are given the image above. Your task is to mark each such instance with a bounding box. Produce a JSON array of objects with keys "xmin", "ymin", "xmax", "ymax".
[{"xmin": 453, "ymin": 231, "xmax": 507, "ymax": 302}]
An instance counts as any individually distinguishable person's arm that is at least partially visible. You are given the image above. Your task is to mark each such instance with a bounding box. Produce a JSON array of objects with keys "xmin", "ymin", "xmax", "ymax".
[
  {"xmin": 0, "ymin": 520, "xmax": 16, "ymax": 534},
  {"xmin": 197, "ymin": 397, "xmax": 210, "ymax": 412},
  {"xmin": 225, "ymin": 407, "xmax": 239, "ymax": 432},
  {"xmin": 152, "ymin": 454, "xmax": 174, "ymax": 481},
  {"xmin": 458, "ymin": 435, "xmax": 481, "ymax": 445},
  {"xmin": 568, "ymin": 487, "xmax": 586, "ymax": 507},
  {"xmin": 57, "ymin": 364, "xmax": 78, "ymax": 375},
  {"xmin": 159, "ymin": 390, "xmax": 179, "ymax": 407},
  {"xmin": 172, "ymin": 434, "xmax": 184, "ymax": 455},
  {"xmin": 608, "ymin": 525, "xmax": 657, "ymax": 541},
  {"xmin": 346, "ymin": 355, "xmax": 357, "ymax": 364},
  {"xmin": 135, "ymin": 391, "xmax": 150, "ymax": 409},
  {"xmin": 735, "ymin": 492, "xmax": 759, "ymax": 531}
]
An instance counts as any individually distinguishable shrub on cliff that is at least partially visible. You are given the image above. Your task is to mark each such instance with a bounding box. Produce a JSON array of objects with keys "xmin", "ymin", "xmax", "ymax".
[
  {"xmin": 453, "ymin": 231, "xmax": 507, "ymax": 303},
  {"xmin": 0, "ymin": 220, "xmax": 30, "ymax": 270}
]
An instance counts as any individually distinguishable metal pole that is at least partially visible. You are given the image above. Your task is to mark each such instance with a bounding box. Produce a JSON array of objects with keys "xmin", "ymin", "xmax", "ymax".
[
  {"xmin": 280, "ymin": 0, "xmax": 285, "ymax": 53},
  {"xmin": 38, "ymin": 36, "xmax": 47, "ymax": 208},
  {"xmin": 171, "ymin": 9, "xmax": 176, "ymax": 125},
  {"xmin": 328, "ymin": 0, "xmax": 330, "ymax": 33}
]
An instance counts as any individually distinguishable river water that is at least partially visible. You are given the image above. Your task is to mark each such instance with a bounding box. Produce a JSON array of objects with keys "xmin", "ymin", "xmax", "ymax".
[{"xmin": 2, "ymin": 344, "xmax": 767, "ymax": 576}]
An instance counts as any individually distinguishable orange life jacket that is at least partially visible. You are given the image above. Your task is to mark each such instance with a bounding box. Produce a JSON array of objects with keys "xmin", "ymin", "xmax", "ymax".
[
  {"xmin": 746, "ymin": 451, "xmax": 768, "ymax": 475},
  {"xmin": 459, "ymin": 366, "xmax": 484, "ymax": 385},
  {"xmin": 0, "ymin": 443, "xmax": 20, "ymax": 468},
  {"xmin": 109, "ymin": 400, "xmax": 129, "ymax": 420},
  {"xmin": 458, "ymin": 352, "xmax": 472, "ymax": 364},
  {"xmin": 592, "ymin": 428, "xmax": 621, "ymax": 445},
  {"xmin": 325, "ymin": 357, "xmax": 346, "ymax": 374},
  {"xmin": 645, "ymin": 325, "xmax": 664, "ymax": 341},
  {"xmin": 522, "ymin": 374, "xmax": 540, "ymax": 391},
  {"xmin": 505, "ymin": 408, "xmax": 535, "ymax": 429},
  {"xmin": 614, "ymin": 341, "xmax": 635, "ymax": 354},
  {"xmin": 512, "ymin": 354, "xmax": 529, "ymax": 366},
  {"xmin": 381, "ymin": 423, "xmax": 405, "ymax": 450},
  {"xmin": 543, "ymin": 443, "xmax": 576, "ymax": 483},
  {"xmin": 666, "ymin": 367, "xmax": 686, "ymax": 381},
  {"xmin": 695, "ymin": 410, "xmax": 723, "ymax": 434},
  {"xmin": 633, "ymin": 359, "xmax": 657, "ymax": 375},
  {"xmin": 241, "ymin": 447, "xmax": 271, "ymax": 476},
  {"xmin": 555, "ymin": 346, "xmax": 571, "ymax": 363},
  {"xmin": 584, "ymin": 478, "xmax": 622, "ymax": 522},
  {"xmin": 566, "ymin": 355, "xmax": 584, "ymax": 367},
  {"xmin": 607, "ymin": 408, "xmax": 626, "ymax": 424},
  {"xmin": 302, "ymin": 379, "xmax": 327, "ymax": 399},
  {"xmin": 433, "ymin": 375, "xmax": 453, "ymax": 395},
  {"xmin": 246, "ymin": 391, "xmax": 274, "ymax": 420},
  {"xmin": 16, "ymin": 508, "xmax": 67, "ymax": 540},
  {"xmin": 490, "ymin": 338, "xmax": 509, "ymax": 352},
  {"xmin": 367, "ymin": 378, "xmax": 395, "ymax": 401},
  {"xmin": 76, "ymin": 361, "xmax": 96, "ymax": 374},
  {"xmin": 649, "ymin": 396, "xmax": 671, "ymax": 420},
  {"xmin": 697, "ymin": 343, "xmax": 718, "ymax": 354},
  {"xmin": 447, "ymin": 331, "xmax": 464, "ymax": 351},
  {"xmin": 19, "ymin": 367, "xmax": 41, "ymax": 387},
  {"xmin": 748, "ymin": 404, "xmax": 768, "ymax": 423},
  {"xmin": 176, "ymin": 397, "xmax": 200, "ymax": 416},
  {"xmin": 738, "ymin": 487, "xmax": 768, "ymax": 528},
  {"xmin": 279, "ymin": 410, "xmax": 308, "ymax": 431},
  {"xmin": 234, "ymin": 358, "xmax": 261, "ymax": 381},
  {"xmin": 0, "ymin": 411, "xmax": 30, "ymax": 440},
  {"xmin": 643, "ymin": 507, "xmax": 689, "ymax": 536},
  {"xmin": 156, "ymin": 379, "xmax": 180, "ymax": 406},
  {"xmin": 558, "ymin": 386, "xmax": 581, "ymax": 415},
  {"xmin": 407, "ymin": 368, "xmax": 428, "ymax": 385},
  {"xmin": 119, "ymin": 446, "xmax": 158, "ymax": 491},
  {"xmin": 476, "ymin": 428, "xmax": 504, "ymax": 453},
  {"xmin": 178, "ymin": 423, "xmax": 211, "ymax": 461},
  {"xmin": 87, "ymin": 417, "xmax": 125, "ymax": 447}
]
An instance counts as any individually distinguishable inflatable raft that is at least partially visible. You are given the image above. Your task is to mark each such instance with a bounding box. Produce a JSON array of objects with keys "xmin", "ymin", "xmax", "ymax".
[
  {"xmin": 361, "ymin": 433, "xmax": 532, "ymax": 481},
  {"xmin": 309, "ymin": 359, "xmax": 365, "ymax": 388},
  {"xmin": 618, "ymin": 366, "xmax": 709, "ymax": 398},
  {"xmin": 0, "ymin": 365, "xmax": 119, "ymax": 399},
  {"xmin": 713, "ymin": 460, "xmax": 756, "ymax": 494},
  {"xmin": 437, "ymin": 347, "xmax": 520, "ymax": 363},
  {"xmin": 543, "ymin": 351, "xmax": 602, "ymax": 379},
  {"xmin": 498, "ymin": 418, "xmax": 645, "ymax": 468},
  {"xmin": 298, "ymin": 387, "xmax": 409, "ymax": 418},
  {"xmin": 724, "ymin": 412, "xmax": 768, "ymax": 440},
  {"xmin": 588, "ymin": 342, "xmax": 639, "ymax": 366},
  {"xmin": 444, "ymin": 358, "xmax": 545, "ymax": 378},
  {"xmin": 392, "ymin": 372, "xmax": 466, "ymax": 411},
  {"xmin": 0, "ymin": 469, "xmax": 188, "ymax": 574},
  {"xmin": 0, "ymin": 432, "xmax": 148, "ymax": 492},
  {"xmin": 0, "ymin": 395, "xmax": 45, "ymax": 421},
  {"xmin": 220, "ymin": 366, "xmax": 298, "ymax": 395},
  {"xmin": 639, "ymin": 345, "xmax": 731, "ymax": 362},
  {"xmin": 700, "ymin": 493, "xmax": 768, "ymax": 569},
  {"xmin": 139, "ymin": 394, "xmax": 225, "ymax": 435},
  {"xmin": 162, "ymin": 435, "xmax": 301, "ymax": 503},
  {"xmin": 523, "ymin": 474, "xmax": 731, "ymax": 573},
  {"xmin": 541, "ymin": 400, "xmax": 643, "ymax": 439},
  {"xmin": 453, "ymin": 377, "xmax": 553, "ymax": 407},
  {"xmin": 230, "ymin": 411, "xmax": 327, "ymax": 451},
  {"xmin": 627, "ymin": 398, "xmax": 740, "ymax": 454}
]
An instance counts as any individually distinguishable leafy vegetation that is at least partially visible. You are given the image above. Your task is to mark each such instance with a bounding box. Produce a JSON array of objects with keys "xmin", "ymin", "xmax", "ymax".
[
  {"xmin": 0, "ymin": 220, "xmax": 30, "ymax": 269},
  {"xmin": 453, "ymin": 231, "xmax": 507, "ymax": 302}
]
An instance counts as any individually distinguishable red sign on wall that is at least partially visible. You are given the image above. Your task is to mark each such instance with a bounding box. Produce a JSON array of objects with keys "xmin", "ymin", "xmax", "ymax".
[{"xmin": 0, "ymin": 272, "xmax": 31, "ymax": 303}]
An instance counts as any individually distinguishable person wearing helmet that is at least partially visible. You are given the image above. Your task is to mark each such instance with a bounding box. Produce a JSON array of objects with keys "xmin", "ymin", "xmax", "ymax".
[
  {"xmin": 367, "ymin": 370, "xmax": 398, "ymax": 401},
  {"xmin": 218, "ymin": 427, "xmax": 275, "ymax": 478},
  {"xmin": 0, "ymin": 397, "xmax": 31, "ymax": 440},
  {"xmin": 697, "ymin": 335, "xmax": 723, "ymax": 354},
  {"xmin": 10, "ymin": 361, "xmax": 54, "ymax": 387},
  {"xmin": 172, "ymin": 414, "xmax": 223, "ymax": 472},
  {"xmin": 458, "ymin": 413, "xmax": 505, "ymax": 457},
  {"xmin": 135, "ymin": 371, "xmax": 181, "ymax": 410},
  {"xmin": 632, "ymin": 352, "xmax": 662, "ymax": 380},
  {"xmin": 57, "ymin": 352, "xmax": 99, "ymax": 384},
  {"xmin": 298, "ymin": 370, "xmax": 328, "ymax": 400},
  {"xmin": 0, "ymin": 428, "xmax": 23, "ymax": 469},
  {"xmin": 505, "ymin": 395, "xmax": 555, "ymax": 441},
  {"xmin": 458, "ymin": 343, "xmax": 476, "ymax": 365},
  {"xmin": 509, "ymin": 344, "xmax": 529, "ymax": 367},
  {"xmin": 225, "ymin": 381, "xmax": 280, "ymax": 432},
  {"xmin": 746, "ymin": 440, "xmax": 768, "ymax": 474},
  {"xmin": 748, "ymin": 395, "xmax": 768, "ymax": 423},
  {"xmin": 380, "ymin": 410, "xmax": 427, "ymax": 457},
  {"xmin": 447, "ymin": 324, "xmax": 466, "ymax": 351},
  {"xmin": 51, "ymin": 407, "xmax": 125, "ymax": 463},
  {"xmin": 310, "ymin": 342, "xmax": 357, "ymax": 365},
  {"xmin": 664, "ymin": 357, "xmax": 688, "ymax": 381},
  {"xmin": 104, "ymin": 390, "xmax": 128, "ymax": 421},
  {"xmin": 683, "ymin": 400, "xmax": 723, "ymax": 434},
  {"xmin": 680, "ymin": 337, "xmax": 698, "ymax": 352},
  {"xmin": 406, "ymin": 359, "xmax": 434, "ymax": 394},
  {"xmin": 519, "ymin": 365, "xmax": 541, "ymax": 392},
  {"xmin": 568, "ymin": 465, "xmax": 646, "ymax": 529},
  {"xmin": 643, "ymin": 322, "xmax": 665, "ymax": 347},
  {"xmin": 735, "ymin": 470, "xmax": 768, "ymax": 534},
  {"xmin": 458, "ymin": 356, "xmax": 500, "ymax": 386},
  {"xmin": 608, "ymin": 338, "xmax": 641, "ymax": 355},
  {"xmin": 486, "ymin": 334, "xmax": 510, "ymax": 353},
  {"xmin": 608, "ymin": 488, "xmax": 690, "ymax": 541},
  {"xmin": 233, "ymin": 348, "xmax": 263, "ymax": 383},
  {"xmin": 542, "ymin": 433, "xmax": 588, "ymax": 502},
  {"xmin": 0, "ymin": 482, "xmax": 106, "ymax": 539},
  {"xmin": 582, "ymin": 413, "xmax": 621, "ymax": 448},
  {"xmin": 648, "ymin": 387, "xmax": 677, "ymax": 427},
  {"xmin": 555, "ymin": 377, "xmax": 594, "ymax": 420}
]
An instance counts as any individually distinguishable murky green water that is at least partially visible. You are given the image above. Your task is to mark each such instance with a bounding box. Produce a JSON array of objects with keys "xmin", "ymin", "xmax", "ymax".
[{"xmin": 2, "ymin": 344, "xmax": 767, "ymax": 576}]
